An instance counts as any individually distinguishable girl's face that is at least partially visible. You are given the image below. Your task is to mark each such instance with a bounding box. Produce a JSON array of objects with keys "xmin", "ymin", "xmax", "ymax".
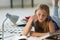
[{"xmin": 36, "ymin": 9, "xmax": 48, "ymax": 23}]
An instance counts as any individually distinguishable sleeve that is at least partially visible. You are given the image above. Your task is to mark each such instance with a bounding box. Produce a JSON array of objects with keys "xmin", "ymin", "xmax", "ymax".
[
  {"xmin": 31, "ymin": 20, "xmax": 34, "ymax": 26},
  {"xmin": 50, "ymin": 16, "xmax": 59, "ymax": 30}
]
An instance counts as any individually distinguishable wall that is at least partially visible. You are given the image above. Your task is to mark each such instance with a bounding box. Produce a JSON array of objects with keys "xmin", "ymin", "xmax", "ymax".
[
  {"xmin": 0, "ymin": 0, "xmax": 10, "ymax": 8},
  {"xmin": 0, "ymin": 0, "xmax": 52, "ymax": 8}
]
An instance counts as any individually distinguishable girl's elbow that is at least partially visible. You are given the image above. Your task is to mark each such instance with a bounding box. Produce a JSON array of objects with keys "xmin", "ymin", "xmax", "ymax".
[{"xmin": 49, "ymin": 29, "xmax": 55, "ymax": 33}]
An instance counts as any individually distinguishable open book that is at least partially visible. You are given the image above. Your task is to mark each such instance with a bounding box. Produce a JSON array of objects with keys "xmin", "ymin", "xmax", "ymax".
[
  {"xmin": 12, "ymin": 30, "xmax": 60, "ymax": 40},
  {"xmin": 38, "ymin": 30, "xmax": 60, "ymax": 40},
  {"xmin": 28, "ymin": 30, "xmax": 60, "ymax": 40}
]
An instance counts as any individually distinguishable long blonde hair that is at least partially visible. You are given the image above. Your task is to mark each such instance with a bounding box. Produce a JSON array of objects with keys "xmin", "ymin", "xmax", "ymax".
[{"xmin": 34, "ymin": 4, "xmax": 50, "ymax": 32}]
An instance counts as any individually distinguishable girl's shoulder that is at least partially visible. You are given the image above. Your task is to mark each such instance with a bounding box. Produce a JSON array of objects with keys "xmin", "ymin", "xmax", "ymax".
[{"xmin": 48, "ymin": 16, "xmax": 59, "ymax": 30}]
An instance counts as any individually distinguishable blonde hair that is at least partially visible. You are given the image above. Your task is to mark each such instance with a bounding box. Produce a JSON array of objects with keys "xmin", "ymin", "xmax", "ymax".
[
  {"xmin": 34, "ymin": 4, "xmax": 50, "ymax": 32},
  {"xmin": 35, "ymin": 4, "xmax": 50, "ymax": 17}
]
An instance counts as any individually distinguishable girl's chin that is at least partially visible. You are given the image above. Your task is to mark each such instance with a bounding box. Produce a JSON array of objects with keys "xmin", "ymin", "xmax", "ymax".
[{"xmin": 38, "ymin": 20, "xmax": 43, "ymax": 23}]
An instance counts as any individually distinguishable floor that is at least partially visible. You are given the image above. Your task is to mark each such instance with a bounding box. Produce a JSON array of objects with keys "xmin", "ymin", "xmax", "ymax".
[{"xmin": 0, "ymin": 7, "xmax": 60, "ymax": 40}]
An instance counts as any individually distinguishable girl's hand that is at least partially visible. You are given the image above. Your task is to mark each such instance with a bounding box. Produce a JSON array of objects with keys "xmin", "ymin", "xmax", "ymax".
[
  {"xmin": 30, "ymin": 31, "xmax": 40, "ymax": 37},
  {"xmin": 30, "ymin": 31, "xmax": 35, "ymax": 36},
  {"xmin": 31, "ymin": 15, "xmax": 38, "ymax": 22}
]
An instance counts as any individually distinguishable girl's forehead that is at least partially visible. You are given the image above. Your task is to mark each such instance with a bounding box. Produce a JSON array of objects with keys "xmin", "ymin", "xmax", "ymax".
[{"xmin": 36, "ymin": 9, "xmax": 47, "ymax": 14}]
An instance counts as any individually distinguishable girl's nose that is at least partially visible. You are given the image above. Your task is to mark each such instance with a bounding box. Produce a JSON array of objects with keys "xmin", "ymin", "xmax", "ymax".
[{"xmin": 40, "ymin": 16, "xmax": 43, "ymax": 19}]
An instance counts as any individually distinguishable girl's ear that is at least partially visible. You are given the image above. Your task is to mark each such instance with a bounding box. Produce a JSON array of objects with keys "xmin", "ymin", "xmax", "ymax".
[
  {"xmin": 34, "ymin": 13, "xmax": 36, "ymax": 16},
  {"xmin": 35, "ymin": 12, "xmax": 36, "ymax": 15},
  {"xmin": 34, "ymin": 14, "xmax": 37, "ymax": 17}
]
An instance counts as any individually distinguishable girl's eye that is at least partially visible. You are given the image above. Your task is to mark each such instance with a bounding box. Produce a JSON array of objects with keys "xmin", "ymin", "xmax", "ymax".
[
  {"xmin": 38, "ymin": 14, "xmax": 41, "ymax": 16},
  {"xmin": 42, "ymin": 15, "xmax": 46, "ymax": 17},
  {"xmin": 38, "ymin": 14, "xmax": 40, "ymax": 16}
]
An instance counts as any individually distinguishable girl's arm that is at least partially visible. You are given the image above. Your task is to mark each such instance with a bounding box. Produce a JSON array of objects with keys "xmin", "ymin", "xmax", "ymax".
[
  {"xmin": 23, "ymin": 15, "xmax": 37, "ymax": 36},
  {"xmin": 30, "ymin": 21, "xmax": 55, "ymax": 37},
  {"xmin": 49, "ymin": 21, "xmax": 55, "ymax": 33},
  {"xmin": 23, "ymin": 16, "xmax": 33, "ymax": 36},
  {"xmin": 30, "ymin": 31, "xmax": 48, "ymax": 37}
]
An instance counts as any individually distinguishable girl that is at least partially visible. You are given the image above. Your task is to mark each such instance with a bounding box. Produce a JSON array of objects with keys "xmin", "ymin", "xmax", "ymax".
[{"xmin": 22, "ymin": 4, "xmax": 59, "ymax": 37}]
